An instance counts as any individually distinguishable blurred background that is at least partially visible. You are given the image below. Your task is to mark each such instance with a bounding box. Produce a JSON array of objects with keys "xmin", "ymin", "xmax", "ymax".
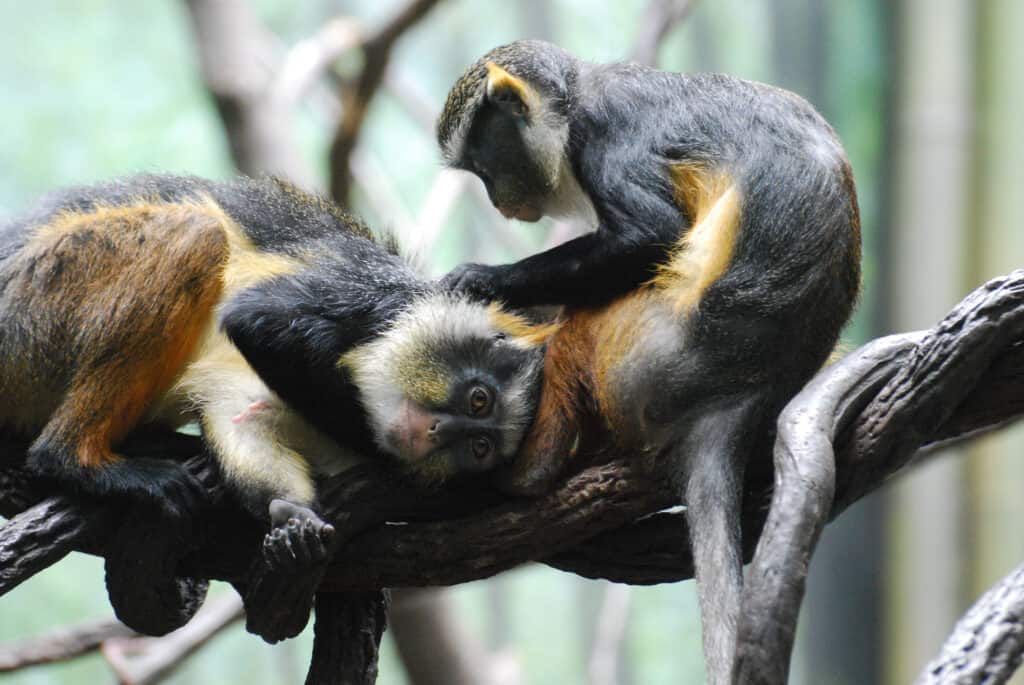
[{"xmin": 0, "ymin": 0, "xmax": 1022, "ymax": 683}]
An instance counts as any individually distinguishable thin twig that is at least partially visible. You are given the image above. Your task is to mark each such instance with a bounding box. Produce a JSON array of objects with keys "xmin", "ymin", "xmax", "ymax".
[
  {"xmin": 271, "ymin": 18, "xmax": 363, "ymax": 108},
  {"xmin": 631, "ymin": 0, "xmax": 700, "ymax": 66},
  {"xmin": 0, "ymin": 618, "xmax": 136, "ymax": 672},
  {"xmin": 328, "ymin": 0, "xmax": 444, "ymax": 204},
  {"xmin": 101, "ymin": 593, "xmax": 244, "ymax": 685}
]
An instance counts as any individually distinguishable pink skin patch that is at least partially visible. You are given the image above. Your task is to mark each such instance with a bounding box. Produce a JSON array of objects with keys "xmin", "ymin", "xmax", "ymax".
[
  {"xmin": 231, "ymin": 399, "xmax": 273, "ymax": 424},
  {"xmin": 387, "ymin": 399, "xmax": 441, "ymax": 461}
]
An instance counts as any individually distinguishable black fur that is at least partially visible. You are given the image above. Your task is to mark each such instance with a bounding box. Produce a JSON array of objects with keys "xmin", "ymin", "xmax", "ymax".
[{"xmin": 439, "ymin": 40, "xmax": 859, "ymax": 320}]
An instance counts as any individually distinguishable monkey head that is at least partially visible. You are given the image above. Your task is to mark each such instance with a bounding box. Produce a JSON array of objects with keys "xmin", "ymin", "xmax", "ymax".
[
  {"xmin": 437, "ymin": 40, "xmax": 580, "ymax": 223},
  {"xmin": 343, "ymin": 295, "xmax": 553, "ymax": 484}
]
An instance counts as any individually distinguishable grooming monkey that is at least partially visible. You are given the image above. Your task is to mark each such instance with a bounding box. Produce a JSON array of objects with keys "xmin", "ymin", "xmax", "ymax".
[
  {"xmin": 0, "ymin": 174, "xmax": 549, "ymax": 573},
  {"xmin": 438, "ymin": 41, "xmax": 861, "ymax": 683}
]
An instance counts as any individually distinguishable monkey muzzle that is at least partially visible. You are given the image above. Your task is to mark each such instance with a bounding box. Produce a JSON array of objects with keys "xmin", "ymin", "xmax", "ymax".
[{"xmin": 388, "ymin": 399, "xmax": 448, "ymax": 462}]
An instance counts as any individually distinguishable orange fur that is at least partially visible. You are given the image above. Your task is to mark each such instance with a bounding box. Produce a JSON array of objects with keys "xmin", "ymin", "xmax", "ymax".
[
  {"xmin": 653, "ymin": 164, "xmax": 742, "ymax": 312},
  {"xmin": 506, "ymin": 312, "xmax": 594, "ymax": 490},
  {"xmin": 514, "ymin": 166, "xmax": 743, "ymax": 487},
  {"xmin": 23, "ymin": 202, "xmax": 230, "ymax": 468},
  {"xmin": 487, "ymin": 305, "xmax": 562, "ymax": 346}
]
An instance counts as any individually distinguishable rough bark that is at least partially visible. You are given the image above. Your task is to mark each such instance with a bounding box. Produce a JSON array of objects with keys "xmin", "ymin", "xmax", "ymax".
[
  {"xmin": 735, "ymin": 270, "xmax": 1024, "ymax": 685},
  {"xmin": 916, "ymin": 561, "xmax": 1024, "ymax": 685},
  {"xmin": 304, "ymin": 590, "xmax": 389, "ymax": 685}
]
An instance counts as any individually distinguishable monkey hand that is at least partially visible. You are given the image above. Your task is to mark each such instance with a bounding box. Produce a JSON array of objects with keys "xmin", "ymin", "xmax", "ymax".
[
  {"xmin": 440, "ymin": 262, "xmax": 510, "ymax": 303},
  {"xmin": 243, "ymin": 500, "xmax": 338, "ymax": 644}
]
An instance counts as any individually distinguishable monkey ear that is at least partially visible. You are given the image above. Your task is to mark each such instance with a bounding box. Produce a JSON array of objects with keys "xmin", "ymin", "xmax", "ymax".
[{"xmin": 485, "ymin": 61, "xmax": 536, "ymax": 117}]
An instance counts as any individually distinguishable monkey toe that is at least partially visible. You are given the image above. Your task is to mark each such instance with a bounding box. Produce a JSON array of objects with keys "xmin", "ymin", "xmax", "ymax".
[{"xmin": 262, "ymin": 500, "xmax": 336, "ymax": 573}]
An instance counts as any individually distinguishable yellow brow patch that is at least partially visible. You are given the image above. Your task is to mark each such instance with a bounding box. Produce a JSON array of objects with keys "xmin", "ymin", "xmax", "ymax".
[
  {"xmin": 485, "ymin": 61, "xmax": 539, "ymax": 112},
  {"xmin": 487, "ymin": 304, "xmax": 562, "ymax": 347}
]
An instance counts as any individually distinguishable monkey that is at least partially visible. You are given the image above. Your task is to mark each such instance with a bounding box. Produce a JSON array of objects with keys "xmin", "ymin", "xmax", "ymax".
[
  {"xmin": 437, "ymin": 41, "xmax": 861, "ymax": 683},
  {"xmin": 0, "ymin": 174, "xmax": 551, "ymax": 600}
]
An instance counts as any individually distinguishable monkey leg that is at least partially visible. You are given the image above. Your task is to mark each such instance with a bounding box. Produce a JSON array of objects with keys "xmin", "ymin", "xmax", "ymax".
[
  {"xmin": 243, "ymin": 500, "xmax": 339, "ymax": 644},
  {"xmin": 20, "ymin": 202, "xmax": 229, "ymax": 519},
  {"xmin": 190, "ymin": 366, "xmax": 342, "ymax": 642}
]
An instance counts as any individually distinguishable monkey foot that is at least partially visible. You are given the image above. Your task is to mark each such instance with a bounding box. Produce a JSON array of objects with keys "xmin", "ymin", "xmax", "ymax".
[
  {"xmin": 243, "ymin": 500, "xmax": 338, "ymax": 644},
  {"xmin": 263, "ymin": 500, "xmax": 336, "ymax": 571}
]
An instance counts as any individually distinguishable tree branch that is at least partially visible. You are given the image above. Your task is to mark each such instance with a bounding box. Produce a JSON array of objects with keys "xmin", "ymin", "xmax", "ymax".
[
  {"xmin": 183, "ymin": 0, "xmax": 316, "ymax": 188},
  {"xmin": 631, "ymin": 0, "xmax": 700, "ymax": 66},
  {"xmin": 917, "ymin": 560, "xmax": 1024, "ymax": 685},
  {"xmin": 328, "ymin": 0, "xmax": 443, "ymax": 204},
  {"xmin": 102, "ymin": 593, "xmax": 244, "ymax": 685},
  {"xmin": 0, "ymin": 618, "xmax": 136, "ymax": 673},
  {"xmin": 735, "ymin": 270, "xmax": 1024, "ymax": 685}
]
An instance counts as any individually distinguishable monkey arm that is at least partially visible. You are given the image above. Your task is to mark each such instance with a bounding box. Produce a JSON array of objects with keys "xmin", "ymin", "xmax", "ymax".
[
  {"xmin": 220, "ymin": 277, "xmax": 382, "ymax": 451},
  {"xmin": 443, "ymin": 232, "xmax": 671, "ymax": 307},
  {"xmin": 445, "ymin": 150, "xmax": 684, "ymax": 307}
]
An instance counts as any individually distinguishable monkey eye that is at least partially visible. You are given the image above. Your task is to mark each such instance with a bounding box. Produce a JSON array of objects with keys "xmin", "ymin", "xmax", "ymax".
[
  {"xmin": 468, "ymin": 386, "xmax": 492, "ymax": 416},
  {"xmin": 470, "ymin": 436, "xmax": 493, "ymax": 461},
  {"xmin": 493, "ymin": 332, "xmax": 507, "ymax": 341},
  {"xmin": 491, "ymin": 89, "xmax": 526, "ymax": 116}
]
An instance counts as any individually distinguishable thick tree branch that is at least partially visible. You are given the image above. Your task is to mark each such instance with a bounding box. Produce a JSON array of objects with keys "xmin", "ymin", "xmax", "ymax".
[
  {"xmin": 735, "ymin": 270, "xmax": 1024, "ymax": 685},
  {"xmin": 304, "ymin": 590, "xmax": 388, "ymax": 685},
  {"xmin": 0, "ymin": 496, "xmax": 108, "ymax": 596},
  {"xmin": 917, "ymin": 560, "xmax": 1024, "ymax": 685}
]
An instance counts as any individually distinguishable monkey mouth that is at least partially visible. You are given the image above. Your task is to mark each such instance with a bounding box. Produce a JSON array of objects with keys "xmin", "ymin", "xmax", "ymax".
[{"xmin": 498, "ymin": 204, "xmax": 543, "ymax": 222}]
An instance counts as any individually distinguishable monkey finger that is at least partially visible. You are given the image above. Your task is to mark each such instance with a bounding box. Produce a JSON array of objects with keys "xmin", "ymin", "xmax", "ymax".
[
  {"xmin": 319, "ymin": 523, "xmax": 336, "ymax": 550},
  {"xmin": 302, "ymin": 520, "xmax": 332, "ymax": 563},
  {"xmin": 263, "ymin": 528, "xmax": 292, "ymax": 569},
  {"xmin": 288, "ymin": 520, "xmax": 316, "ymax": 565}
]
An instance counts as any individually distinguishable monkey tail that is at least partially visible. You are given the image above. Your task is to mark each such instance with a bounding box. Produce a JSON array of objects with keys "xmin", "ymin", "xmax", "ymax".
[{"xmin": 651, "ymin": 163, "xmax": 742, "ymax": 313}]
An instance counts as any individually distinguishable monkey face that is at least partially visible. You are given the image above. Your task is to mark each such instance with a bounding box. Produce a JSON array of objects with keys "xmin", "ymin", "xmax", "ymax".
[
  {"xmin": 383, "ymin": 375, "xmax": 514, "ymax": 474},
  {"xmin": 343, "ymin": 295, "xmax": 549, "ymax": 484},
  {"xmin": 459, "ymin": 104, "xmax": 557, "ymax": 223}
]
